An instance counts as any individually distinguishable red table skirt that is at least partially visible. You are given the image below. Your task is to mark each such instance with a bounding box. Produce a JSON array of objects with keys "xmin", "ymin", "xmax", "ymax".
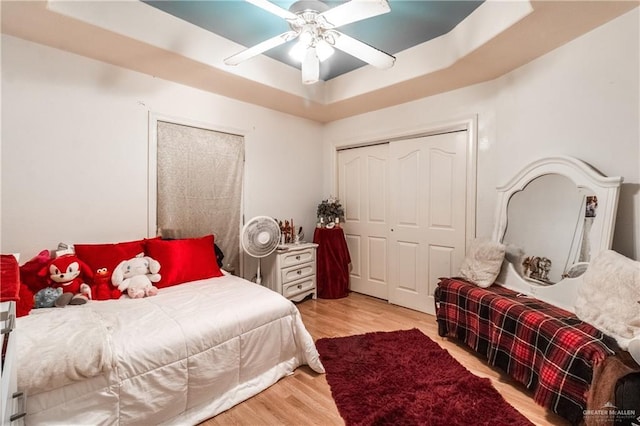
[{"xmin": 313, "ymin": 227, "xmax": 351, "ymax": 299}]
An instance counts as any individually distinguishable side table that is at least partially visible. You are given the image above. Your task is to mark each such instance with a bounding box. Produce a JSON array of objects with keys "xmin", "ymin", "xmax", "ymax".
[{"xmin": 313, "ymin": 227, "xmax": 351, "ymax": 299}]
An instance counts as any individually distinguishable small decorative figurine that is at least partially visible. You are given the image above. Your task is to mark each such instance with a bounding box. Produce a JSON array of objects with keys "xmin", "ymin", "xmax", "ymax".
[{"xmin": 523, "ymin": 256, "xmax": 552, "ymax": 282}]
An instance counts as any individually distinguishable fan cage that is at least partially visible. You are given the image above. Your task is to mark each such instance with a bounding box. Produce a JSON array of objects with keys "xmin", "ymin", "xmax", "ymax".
[{"xmin": 242, "ymin": 216, "xmax": 281, "ymax": 258}]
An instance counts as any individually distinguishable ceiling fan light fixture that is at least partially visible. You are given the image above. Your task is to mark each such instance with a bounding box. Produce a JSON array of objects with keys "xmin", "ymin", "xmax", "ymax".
[
  {"xmin": 288, "ymin": 40, "xmax": 307, "ymax": 62},
  {"xmin": 316, "ymin": 38, "xmax": 334, "ymax": 62},
  {"xmin": 299, "ymin": 26, "xmax": 315, "ymax": 46},
  {"xmin": 301, "ymin": 47, "xmax": 319, "ymax": 84}
]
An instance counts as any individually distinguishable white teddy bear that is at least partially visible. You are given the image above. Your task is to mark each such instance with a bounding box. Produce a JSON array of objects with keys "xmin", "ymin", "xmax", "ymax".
[{"xmin": 111, "ymin": 255, "xmax": 161, "ymax": 298}]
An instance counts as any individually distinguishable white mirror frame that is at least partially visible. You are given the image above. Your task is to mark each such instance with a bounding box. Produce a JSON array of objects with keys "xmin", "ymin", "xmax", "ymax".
[{"xmin": 492, "ymin": 156, "xmax": 622, "ymax": 312}]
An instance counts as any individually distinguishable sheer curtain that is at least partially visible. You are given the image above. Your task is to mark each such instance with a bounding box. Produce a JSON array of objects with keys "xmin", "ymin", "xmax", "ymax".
[{"xmin": 156, "ymin": 121, "xmax": 244, "ymax": 272}]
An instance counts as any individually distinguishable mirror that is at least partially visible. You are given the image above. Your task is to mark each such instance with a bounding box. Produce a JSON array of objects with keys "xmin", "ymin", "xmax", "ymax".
[
  {"xmin": 492, "ymin": 156, "xmax": 622, "ymax": 312},
  {"xmin": 502, "ymin": 174, "xmax": 592, "ymax": 283}
]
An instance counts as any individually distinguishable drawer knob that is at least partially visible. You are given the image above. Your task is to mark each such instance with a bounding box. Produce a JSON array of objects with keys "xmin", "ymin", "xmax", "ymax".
[
  {"xmin": 297, "ymin": 284, "xmax": 302, "ymax": 289},
  {"xmin": 295, "ymin": 255, "xmax": 301, "ymax": 260},
  {"xmin": 296, "ymin": 270, "xmax": 302, "ymax": 275}
]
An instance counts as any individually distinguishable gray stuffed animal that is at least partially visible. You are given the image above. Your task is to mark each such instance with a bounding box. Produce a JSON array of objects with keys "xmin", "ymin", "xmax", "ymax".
[{"xmin": 34, "ymin": 287, "xmax": 63, "ymax": 308}]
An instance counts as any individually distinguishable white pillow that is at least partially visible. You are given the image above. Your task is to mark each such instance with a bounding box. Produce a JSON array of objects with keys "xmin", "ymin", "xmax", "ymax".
[
  {"xmin": 575, "ymin": 250, "xmax": 640, "ymax": 350},
  {"xmin": 458, "ymin": 238, "xmax": 506, "ymax": 288},
  {"xmin": 504, "ymin": 243, "xmax": 525, "ymax": 276}
]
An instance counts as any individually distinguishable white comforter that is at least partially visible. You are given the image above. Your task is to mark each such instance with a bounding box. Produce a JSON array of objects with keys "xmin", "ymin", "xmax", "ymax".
[{"xmin": 17, "ymin": 274, "xmax": 324, "ymax": 425}]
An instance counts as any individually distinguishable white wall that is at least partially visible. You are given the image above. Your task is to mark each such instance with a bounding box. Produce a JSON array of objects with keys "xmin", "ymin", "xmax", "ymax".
[
  {"xmin": 323, "ymin": 9, "xmax": 640, "ymax": 260},
  {"xmin": 1, "ymin": 35, "xmax": 324, "ymax": 277},
  {"xmin": 2, "ymin": 8, "xmax": 639, "ymax": 269}
]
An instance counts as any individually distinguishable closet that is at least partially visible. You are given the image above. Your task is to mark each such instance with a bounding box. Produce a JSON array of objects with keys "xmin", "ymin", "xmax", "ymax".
[{"xmin": 337, "ymin": 130, "xmax": 471, "ymax": 314}]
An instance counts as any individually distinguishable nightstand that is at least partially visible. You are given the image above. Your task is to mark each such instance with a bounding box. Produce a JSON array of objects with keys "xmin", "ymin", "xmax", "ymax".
[{"xmin": 261, "ymin": 242, "xmax": 318, "ymax": 302}]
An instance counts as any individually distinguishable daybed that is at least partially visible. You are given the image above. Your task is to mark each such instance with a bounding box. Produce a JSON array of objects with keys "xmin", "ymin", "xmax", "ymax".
[{"xmin": 16, "ymin": 255, "xmax": 324, "ymax": 424}]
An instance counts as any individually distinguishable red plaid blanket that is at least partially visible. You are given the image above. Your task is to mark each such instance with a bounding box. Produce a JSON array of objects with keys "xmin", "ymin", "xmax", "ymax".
[{"xmin": 436, "ymin": 277, "xmax": 618, "ymax": 425}]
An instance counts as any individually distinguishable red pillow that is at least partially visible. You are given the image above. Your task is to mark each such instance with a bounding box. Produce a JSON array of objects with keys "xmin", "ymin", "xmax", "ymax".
[
  {"xmin": 19, "ymin": 249, "xmax": 51, "ymax": 293},
  {"xmin": 16, "ymin": 284, "xmax": 34, "ymax": 317},
  {"xmin": 145, "ymin": 235, "xmax": 223, "ymax": 288},
  {"xmin": 1, "ymin": 254, "xmax": 20, "ymax": 302},
  {"xmin": 74, "ymin": 239, "xmax": 148, "ymax": 297}
]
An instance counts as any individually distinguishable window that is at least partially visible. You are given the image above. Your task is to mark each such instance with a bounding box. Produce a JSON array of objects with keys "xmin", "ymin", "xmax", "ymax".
[{"xmin": 155, "ymin": 120, "xmax": 244, "ymax": 272}]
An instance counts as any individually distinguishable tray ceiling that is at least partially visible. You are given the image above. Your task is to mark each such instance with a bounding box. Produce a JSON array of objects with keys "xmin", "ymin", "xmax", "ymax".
[
  {"xmin": 143, "ymin": 0, "xmax": 484, "ymax": 81},
  {"xmin": 1, "ymin": 1, "xmax": 637, "ymax": 122}
]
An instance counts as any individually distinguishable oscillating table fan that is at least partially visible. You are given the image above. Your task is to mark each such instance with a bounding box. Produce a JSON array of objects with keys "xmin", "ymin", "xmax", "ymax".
[{"xmin": 241, "ymin": 216, "xmax": 281, "ymax": 284}]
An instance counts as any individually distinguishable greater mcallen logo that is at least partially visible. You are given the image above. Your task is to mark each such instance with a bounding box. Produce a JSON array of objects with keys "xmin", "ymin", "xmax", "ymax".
[{"xmin": 583, "ymin": 402, "xmax": 638, "ymax": 425}]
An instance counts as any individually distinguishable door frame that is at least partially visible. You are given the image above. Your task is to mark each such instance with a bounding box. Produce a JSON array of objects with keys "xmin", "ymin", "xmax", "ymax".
[{"xmin": 332, "ymin": 116, "xmax": 478, "ymax": 251}]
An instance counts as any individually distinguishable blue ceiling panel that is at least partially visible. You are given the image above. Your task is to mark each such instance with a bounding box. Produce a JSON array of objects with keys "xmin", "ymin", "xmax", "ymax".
[{"xmin": 144, "ymin": 0, "xmax": 483, "ymax": 80}]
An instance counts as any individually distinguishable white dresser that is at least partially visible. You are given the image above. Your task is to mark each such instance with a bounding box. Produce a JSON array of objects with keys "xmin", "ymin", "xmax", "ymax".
[
  {"xmin": 261, "ymin": 243, "xmax": 318, "ymax": 302},
  {"xmin": 1, "ymin": 301, "xmax": 24, "ymax": 426}
]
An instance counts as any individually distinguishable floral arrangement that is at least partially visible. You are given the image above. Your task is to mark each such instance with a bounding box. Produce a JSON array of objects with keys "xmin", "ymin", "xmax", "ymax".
[{"xmin": 317, "ymin": 196, "xmax": 345, "ymax": 226}]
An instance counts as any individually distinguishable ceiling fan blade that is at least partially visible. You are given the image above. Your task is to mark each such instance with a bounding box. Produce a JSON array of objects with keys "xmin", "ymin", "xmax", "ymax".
[
  {"xmin": 224, "ymin": 31, "xmax": 297, "ymax": 66},
  {"xmin": 319, "ymin": 0, "xmax": 391, "ymax": 29},
  {"xmin": 332, "ymin": 31, "xmax": 395, "ymax": 69},
  {"xmin": 246, "ymin": 0, "xmax": 299, "ymax": 21}
]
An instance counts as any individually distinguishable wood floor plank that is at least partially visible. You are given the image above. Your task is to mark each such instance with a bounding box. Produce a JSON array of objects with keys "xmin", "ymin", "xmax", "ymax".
[{"xmin": 201, "ymin": 292, "xmax": 569, "ymax": 426}]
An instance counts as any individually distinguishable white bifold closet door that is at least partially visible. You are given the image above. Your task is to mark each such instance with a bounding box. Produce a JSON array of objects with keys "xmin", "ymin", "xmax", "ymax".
[
  {"xmin": 338, "ymin": 131, "xmax": 468, "ymax": 314},
  {"xmin": 338, "ymin": 144, "xmax": 390, "ymax": 300}
]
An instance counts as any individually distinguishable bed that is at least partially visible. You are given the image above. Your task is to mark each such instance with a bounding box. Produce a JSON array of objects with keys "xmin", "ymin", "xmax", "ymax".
[{"xmin": 16, "ymin": 273, "xmax": 324, "ymax": 425}]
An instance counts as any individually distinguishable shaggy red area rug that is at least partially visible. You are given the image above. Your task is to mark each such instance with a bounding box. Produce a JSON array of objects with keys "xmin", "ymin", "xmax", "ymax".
[{"xmin": 316, "ymin": 328, "xmax": 534, "ymax": 426}]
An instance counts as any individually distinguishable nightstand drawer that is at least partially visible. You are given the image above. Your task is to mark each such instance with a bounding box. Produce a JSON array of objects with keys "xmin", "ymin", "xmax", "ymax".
[
  {"xmin": 281, "ymin": 263, "xmax": 315, "ymax": 284},
  {"xmin": 280, "ymin": 248, "xmax": 315, "ymax": 268},
  {"xmin": 283, "ymin": 278, "xmax": 315, "ymax": 299}
]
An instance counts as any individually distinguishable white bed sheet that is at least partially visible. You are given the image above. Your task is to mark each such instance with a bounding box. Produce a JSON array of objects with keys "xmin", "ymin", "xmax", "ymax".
[{"xmin": 16, "ymin": 274, "xmax": 324, "ymax": 425}]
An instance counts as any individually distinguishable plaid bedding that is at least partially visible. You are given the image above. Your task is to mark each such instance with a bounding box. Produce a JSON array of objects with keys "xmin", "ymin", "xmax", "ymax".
[{"xmin": 436, "ymin": 277, "xmax": 618, "ymax": 425}]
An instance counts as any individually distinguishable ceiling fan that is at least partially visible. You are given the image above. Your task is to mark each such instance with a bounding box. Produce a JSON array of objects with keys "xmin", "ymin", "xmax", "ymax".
[{"xmin": 224, "ymin": 0, "xmax": 396, "ymax": 84}]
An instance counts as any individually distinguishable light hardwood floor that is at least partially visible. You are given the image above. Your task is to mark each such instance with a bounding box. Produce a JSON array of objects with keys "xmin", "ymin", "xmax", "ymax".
[{"xmin": 203, "ymin": 292, "xmax": 569, "ymax": 426}]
